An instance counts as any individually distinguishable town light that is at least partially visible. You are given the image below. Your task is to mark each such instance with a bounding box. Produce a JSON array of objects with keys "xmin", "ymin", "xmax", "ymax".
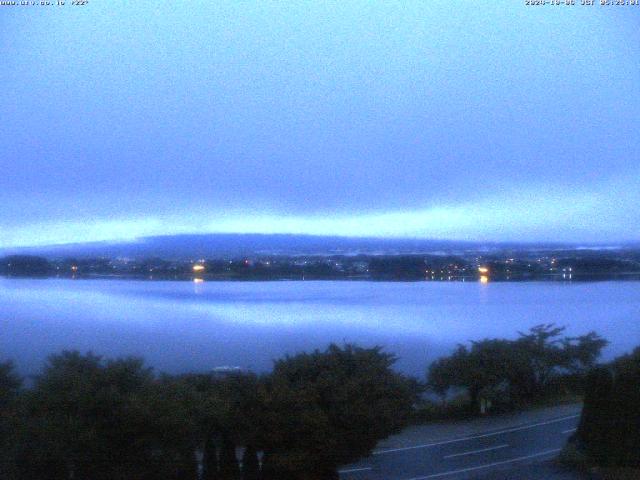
[
  {"xmin": 192, "ymin": 264, "xmax": 205, "ymax": 272},
  {"xmin": 478, "ymin": 266, "xmax": 489, "ymax": 274}
]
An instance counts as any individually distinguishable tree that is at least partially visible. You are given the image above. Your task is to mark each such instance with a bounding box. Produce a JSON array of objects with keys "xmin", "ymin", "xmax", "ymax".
[
  {"xmin": 427, "ymin": 354, "xmax": 459, "ymax": 404},
  {"xmin": 9, "ymin": 351, "xmax": 198, "ymax": 480},
  {"xmin": 219, "ymin": 432, "xmax": 240, "ymax": 480},
  {"xmin": 576, "ymin": 366, "xmax": 614, "ymax": 465},
  {"xmin": 574, "ymin": 347, "xmax": 640, "ymax": 468},
  {"xmin": 0, "ymin": 361, "xmax": 21, "ymax": 478},
  {"xmin": 514, "ymin": 324, "xmax": 566, "ymax": 396},
  {"xmin": 560, "ymin": 332, "xmax": 609, "ymax": 375},
  {"xmin": 0, "ymin": 360, "xmax": 20, "ymax": 411},
  {"xmin": 242, "ymin": 444, "xmax": 260, "ymax": 480},
  {"xmin": 514, "ymin": 325, "xmax": 607, "ymax": 400},
  {"xmin": 173, "ymin": 371, "xmax": 262, "ymax": 480},
  {"xmin": 259, "ymin": 344, "xmax": 419, "ymax": 480},
  {"xmin": 143, "ymin": 376, "xmax": 201, "ymax": 479},
  {"xmin": 608, "ymin": 347, "xmax": 640, "ymax": 467},
  {"xmin": 427, "ymin": 325, "xmax": 608, "ymax": 414},
  {"xmin": 427, "ymin": 341, "xmax": 525, "ymax": 414}
]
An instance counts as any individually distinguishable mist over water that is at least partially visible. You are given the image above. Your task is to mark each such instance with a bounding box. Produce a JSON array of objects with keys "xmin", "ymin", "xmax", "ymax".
[{"xmin": 1, "ymin": 278, "xmax": 639, "ymax": 378}]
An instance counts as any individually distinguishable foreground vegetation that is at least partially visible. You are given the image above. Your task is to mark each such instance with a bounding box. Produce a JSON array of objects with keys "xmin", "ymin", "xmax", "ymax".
[
  {"xmin": 0, "ymin": 345, "xmax": 418, "ymax": 480},
  {"xmin": 561, "ymin": 347, "xmax": 640, "ymax": 476},
  {"xmin": 425, "ymin": 324, "xmax": 607, "ymax": 416},
  {"xmin": 1, "ymin": 325, "xmax": 636, "ymax": 479}
]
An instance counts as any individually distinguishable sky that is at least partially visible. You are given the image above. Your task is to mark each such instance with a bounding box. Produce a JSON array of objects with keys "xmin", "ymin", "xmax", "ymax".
[{"xmin": 1, "ymin": 1, "xmax": 639, "ymax": 248}]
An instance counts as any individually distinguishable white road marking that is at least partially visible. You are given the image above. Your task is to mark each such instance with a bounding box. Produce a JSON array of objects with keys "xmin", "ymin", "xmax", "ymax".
[
  {"xmin": 338, "ymin": 467, "xmax": 372, "ymax": 474},
  {"xmin": 562, "ymin": 428, "xmax": 577, "ymax": 434},
  {"xmin": 373, "ymin": 414, "xmax": 579, "ymax": 455},
  {"xmin": 443, "ymin": 443, "xmax": 508, "ymax": 459},
  {"xmin": 404, "ymin": 448, "xmax": 562, "ymax": 479}
]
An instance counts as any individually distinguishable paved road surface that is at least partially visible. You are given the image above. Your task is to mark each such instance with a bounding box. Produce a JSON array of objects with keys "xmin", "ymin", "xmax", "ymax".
[{"xmin": 339, "ymin": 404, "xmax": 583, "ymax": 480}]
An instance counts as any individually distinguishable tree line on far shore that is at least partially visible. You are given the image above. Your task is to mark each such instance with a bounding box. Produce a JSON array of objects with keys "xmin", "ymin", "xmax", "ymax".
[{"xmin": 1, "ymin": 324, "xmax": 637, "ymax": 479}]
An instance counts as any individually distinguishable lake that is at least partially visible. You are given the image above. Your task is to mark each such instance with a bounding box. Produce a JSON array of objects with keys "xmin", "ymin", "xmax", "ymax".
[{"xmin": 1, "ymin": 278, "xmax": 639, "ymax": 378}]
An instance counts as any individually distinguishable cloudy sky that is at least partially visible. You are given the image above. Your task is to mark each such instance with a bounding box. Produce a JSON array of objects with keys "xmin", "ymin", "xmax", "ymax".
[{"xmin": 1, "ymin": 1, "xmax": 639, "ymax": 248}]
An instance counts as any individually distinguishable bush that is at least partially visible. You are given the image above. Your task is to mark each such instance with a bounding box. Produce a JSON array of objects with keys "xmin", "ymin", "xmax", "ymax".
[
  {"xmin": 1, "ymin": 345, "xmax": 421, "ymax": 480},
  {"xmin": 574, "ymin": 347, "xmax": 640, "ymax": 470},
  {"xmin": 258, "ymin": 344, "xmax": 421, "ymax": 479}
]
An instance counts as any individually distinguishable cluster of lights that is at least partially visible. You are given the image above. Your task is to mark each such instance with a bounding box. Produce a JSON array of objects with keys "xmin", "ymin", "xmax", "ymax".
[{"xmin": 478, "ymin": 266, "xmax": 489, "ymax": 284}]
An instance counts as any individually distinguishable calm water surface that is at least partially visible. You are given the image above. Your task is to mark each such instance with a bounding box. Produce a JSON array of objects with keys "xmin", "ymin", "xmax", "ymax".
[{"xmin": 1, "ymin": 278, "xmax": 639, "ymax": 377}]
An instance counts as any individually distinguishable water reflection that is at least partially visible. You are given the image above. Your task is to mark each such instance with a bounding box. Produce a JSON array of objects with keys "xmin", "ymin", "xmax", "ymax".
[{"xmin": 1, "ymin": 279, "xmax": 639, "ymax": 377}]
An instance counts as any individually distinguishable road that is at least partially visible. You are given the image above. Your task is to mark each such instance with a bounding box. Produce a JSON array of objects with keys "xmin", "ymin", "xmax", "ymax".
[{"xmin": 339, "ymin": 404, "xmax": 583, "ymax": 480}]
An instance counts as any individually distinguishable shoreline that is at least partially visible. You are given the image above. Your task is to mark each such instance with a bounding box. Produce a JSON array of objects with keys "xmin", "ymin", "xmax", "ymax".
[{"xmin": 3, "ymin": 273, "xmax": 640, "ymax": 282}]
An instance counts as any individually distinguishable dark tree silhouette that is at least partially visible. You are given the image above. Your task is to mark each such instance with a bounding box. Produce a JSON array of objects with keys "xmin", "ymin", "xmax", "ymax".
[
  {"xmin": 219, "ymin": 432, "xmax": 240, "ymax": 479},
  {"xmin": 242, "ymin": 445, "xmax": 260, "ymax": 480},
  {"xmin": 259, "ymin": 344, "xmax": 419, "ymax": 479},
  {"xmin": 202, "ymin": 436, "xmax": 219, "ymax": 480},
  {"xmin": 574, "ymin": 347, "xmax": 640, "ymax": 468},
  {"xmin": 427, "ymin": 325, "xmax": 608, "ymax": 413},
  {"xmin": 0, "ymin": 360, "xmax": 20, "ymax": 411},
  {"xmin": 0, "ymin": 361, "xmax": 21, "ymax": 479},
  {"xmin": 8, "ymin": 352, "xmax": 198, "ymax": 480}
]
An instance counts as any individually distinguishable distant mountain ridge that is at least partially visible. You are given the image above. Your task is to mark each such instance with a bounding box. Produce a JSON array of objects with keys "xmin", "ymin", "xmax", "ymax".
[{"xmin": 0, "ymin": 233, "xmax": 608, "ymax": 260}]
